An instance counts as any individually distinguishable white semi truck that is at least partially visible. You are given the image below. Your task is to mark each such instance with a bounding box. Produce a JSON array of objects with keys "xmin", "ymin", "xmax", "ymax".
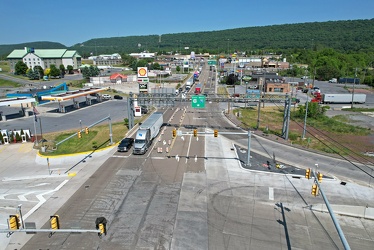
[
  {"xmin": 133, "ymin": 112, "xmax": 163, "ymax": 155},
  {"xmin": 322, "ymin": 94, "xmax": 366, "ymax": 104}
]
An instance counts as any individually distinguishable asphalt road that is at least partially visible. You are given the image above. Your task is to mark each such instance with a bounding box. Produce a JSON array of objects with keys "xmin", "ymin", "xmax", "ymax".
[
  {"xmin": 1, "ymin": 65, "xmax": 374, "ymax": 249},
  {"xmin": 11, "ymin": 102, "xmax": 374, "ymax": 250},
  {"xmin": 0, "ymin": 98, "xmax": 129, "ymax": 134}
]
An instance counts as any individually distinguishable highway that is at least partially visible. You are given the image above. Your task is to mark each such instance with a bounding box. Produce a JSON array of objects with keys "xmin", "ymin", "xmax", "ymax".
[
  {"xmin": 16, "ymin": 102, "xmax": 374, "ymax": 249},
  {"xmin": 1, "ymin": 64, "xmax": 374, "ymax": 249}
]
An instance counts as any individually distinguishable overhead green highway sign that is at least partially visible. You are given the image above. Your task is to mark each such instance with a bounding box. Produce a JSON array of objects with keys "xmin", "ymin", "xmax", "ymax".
[{"xmin": 191, "ymin": 95, "xmax": 206, "ymax": 108}]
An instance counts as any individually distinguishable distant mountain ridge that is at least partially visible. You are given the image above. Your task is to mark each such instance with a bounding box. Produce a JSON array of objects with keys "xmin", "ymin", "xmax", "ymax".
[
  {"xmin": 0, "ymin": 41, "xmax": 66, "ymax": 59},
  {"xmin": 1, "ymin": 19, "xmax": 373, "ymax": 58}
]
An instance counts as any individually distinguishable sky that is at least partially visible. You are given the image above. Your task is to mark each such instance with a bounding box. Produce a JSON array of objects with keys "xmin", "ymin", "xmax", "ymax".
[{"xmin": 2, "ymin": 0, "xmax": 373, "ymax": 47}]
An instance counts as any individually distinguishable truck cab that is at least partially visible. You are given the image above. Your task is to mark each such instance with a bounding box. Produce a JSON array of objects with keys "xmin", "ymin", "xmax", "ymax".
[{"xmin": 133, "ymin": 129, "xmax": 150, "ymax": 155}]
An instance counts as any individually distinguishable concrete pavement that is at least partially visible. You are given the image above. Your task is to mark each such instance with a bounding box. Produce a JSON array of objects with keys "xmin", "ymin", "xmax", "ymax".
[{"xmin": 0, "ymin": 124, "xmax": 373, "ymax": 249}]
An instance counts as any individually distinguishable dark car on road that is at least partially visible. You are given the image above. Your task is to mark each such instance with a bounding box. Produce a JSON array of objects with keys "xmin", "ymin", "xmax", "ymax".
[
  {"xmin": 114, "ymin": 95, "xmax": 123, "ymax": 100},
  {"xmin": 117, "ymin": 138, "xmax": 134, "ymax": 152}
]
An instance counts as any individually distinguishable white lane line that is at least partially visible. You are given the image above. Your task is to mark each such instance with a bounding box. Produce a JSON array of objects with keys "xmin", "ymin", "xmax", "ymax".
[
  {"xmin": 269, "ymin": 187, "xmax": 274, "ymax": 201},
  {"xmin": 23, "ymin": 179, "xmax": 69, "ymax": 219},
  {"xmin": 18, "ymin": 191, "xmax": 35, "ymax": 201}
]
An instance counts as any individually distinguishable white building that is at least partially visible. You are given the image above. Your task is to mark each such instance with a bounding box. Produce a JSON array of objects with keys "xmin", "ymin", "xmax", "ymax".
[{"xmin": 7, "ymin": 47, "xmax": 81, "ymax": 72}]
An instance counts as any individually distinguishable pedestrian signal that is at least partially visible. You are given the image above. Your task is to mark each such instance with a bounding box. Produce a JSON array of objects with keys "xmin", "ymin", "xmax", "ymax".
[
  {"xmin": 214, "ymin": 130, "xmax": 218, "ymax": 137},
  {"xmin": 50, "ymin": 215, "xmax": 60, "ymax": 230},
  {"xmin": 8, "ymin": 215, "xmax": 20, "ymax": 230}
]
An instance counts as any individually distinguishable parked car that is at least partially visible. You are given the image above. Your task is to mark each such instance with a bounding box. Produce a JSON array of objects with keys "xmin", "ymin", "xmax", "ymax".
[
  {"xmin": 117, "ymin": 138, "xmax": 134, "ymax": 152},
  {"xmin": 102, "ymin": 94, "xmax": 111, "ymax": 99},
  {"xmin": 113, "ymin": 95, "xmax": 123, "ymax": 100}
]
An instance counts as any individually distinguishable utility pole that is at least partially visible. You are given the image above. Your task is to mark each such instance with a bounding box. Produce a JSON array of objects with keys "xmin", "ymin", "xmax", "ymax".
[
  {"xmin": 351, "ymin": 68, "xmax": 357, "ymax": 109},
  {"xmin": 302, "ymin": 90, "xmax": 309, "ymax": 139},
  {"xmin": 256, "ymin": 78, "xmax": 263, "ymax": 129}
]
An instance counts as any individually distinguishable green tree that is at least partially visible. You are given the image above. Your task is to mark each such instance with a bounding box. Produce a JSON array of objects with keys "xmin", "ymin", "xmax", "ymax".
[
  {"xmin": 59, "ymin": 64, "xmax": 66, "ymax": 76},
  {"xmin": 26, "ymin": 68, "xmax": 39, "ymax": 80},
  {"xmin": 82, "ymin": 66, "xmax": 100, "ymax": 79},
  {"xmin": 34, "ymin": 65, "xmax": 44, "ymax": 78},
  {"xmin": 50, "ymin": 64, "xmax": 61, "ymax": 77},
  {"xmin": 295, "ymin": 102, "xmax": 328, "ymax": 119},
  {"xmin": 152, "ymin": 62, "xmax": 161, "ymax": 70},
  {"xmin": 15, "ymin": 61, "xmax": 28, "ymax": 75},
  {"xmin": 176, "ymin": 65, "xmax": 181, "ymax": 73},
  {"xmin": 121, "ymin": 54, "xmax": 137, "ymax": 66},
  {"xmin": 136, "ymin": 59, "xmax": 148, "ymax": 68},
  {"xmin": 67, "ymin": 65, "xmax": 74, "ymax": 74}
]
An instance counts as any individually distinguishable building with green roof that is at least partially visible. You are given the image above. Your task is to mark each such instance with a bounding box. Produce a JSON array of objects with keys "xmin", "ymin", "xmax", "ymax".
[{"xmin": 7, "ymin": 47, "xmax": 81, "ymax": 72}]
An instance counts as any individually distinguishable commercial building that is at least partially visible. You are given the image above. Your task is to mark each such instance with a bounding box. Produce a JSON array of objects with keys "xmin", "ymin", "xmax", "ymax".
[
  {"xmin": 89, "ymin": 53, "xmax": 122, "ymax": 66},
  {"xmin": 7, "ymin": 47, "xmax": 81, "ymax": 72}
]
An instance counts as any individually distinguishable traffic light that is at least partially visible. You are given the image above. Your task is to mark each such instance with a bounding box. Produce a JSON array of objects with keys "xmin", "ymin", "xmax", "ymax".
[
  {"xmin": 8, "ymin": 215, "xmax": 20, "ymax": 230},
  {"xmin": 78, "ymin": 131, "xmax": 82, "ymax": 139},
  {"xmin": 305, "ymin": 168, "xmax": 311, "ymax": 179},
  {"xmin": 85, "ymin": 127, "xmax": 89, "ymax": 134},
  {"xmin": 193, "ymin": 129, "xmax": 198, "ymax": 137},
  {"xmin": 95, "ymin": 217, "xmax": 107, "ymax": 237},
  {"xmin": 172, "ymin": 129, "xmax": 176, "ymax": 138},
  {"xmin": 98, "ymin": 223, "xmax": 106, "ymax": 236},
  {"xmin": 214, "ymin": 130, "xmax": 218, "ymax": 137},
  {"xmin": 50, "ymin": 215, "xmax": 60, "ymax": 230},
  {"xmin": 317, "ymin": 172, "xmax": 323, "ymax": 182},
  {"xmin": 311, "ymin": 184, "xmax": 319, "ymax": 196}
]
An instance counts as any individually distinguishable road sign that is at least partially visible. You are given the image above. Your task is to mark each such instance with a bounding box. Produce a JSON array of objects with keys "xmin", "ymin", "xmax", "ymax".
[
  {"xmin": 208, "ymin": 60, "xmax": 216, "ymax": 65},
  {"xmin": 137, "ymin": 78, "xmax": 149, "ymax": 82},
  {"xmin": 191, "ymin": 95, "xmax": 206, "ymax": 108}
]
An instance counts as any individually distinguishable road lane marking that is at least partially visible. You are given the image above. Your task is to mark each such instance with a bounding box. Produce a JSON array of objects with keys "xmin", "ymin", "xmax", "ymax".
[
  {"xmin": 23, "ymin": 179, "xmax": 69, "ymax": 220},
  {"xmin": 269, "ymin": 187, "xmax": 274, "ymax": 200}
]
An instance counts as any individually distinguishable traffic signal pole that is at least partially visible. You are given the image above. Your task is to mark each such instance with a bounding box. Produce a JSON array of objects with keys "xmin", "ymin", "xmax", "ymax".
[{"xmin": 311, "ymin": 170, "xmax": 351, "ymax": 250}]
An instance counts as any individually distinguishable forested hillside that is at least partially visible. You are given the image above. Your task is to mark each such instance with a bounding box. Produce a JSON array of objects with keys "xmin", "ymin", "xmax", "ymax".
[
  {"xmin": 1, "ymin": 19, "xmax": 373, "ymax": 59},
  {"xmin": 69, "ymin": 19, "xmax": 374, "ymax": 57}
]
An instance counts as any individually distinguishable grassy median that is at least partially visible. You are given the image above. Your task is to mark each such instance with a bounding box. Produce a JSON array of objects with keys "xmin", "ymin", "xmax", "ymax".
[{"xmin": 38, "ymin": 121, "xmax": 130, "ymax": 156}]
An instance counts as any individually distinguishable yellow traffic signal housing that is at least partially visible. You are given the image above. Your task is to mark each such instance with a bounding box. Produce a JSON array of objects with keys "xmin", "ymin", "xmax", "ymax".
[
  {"xmin": 50, "ymin": 215, "xmax": 60, "ymax": 230},
  {"xmin": 193, "ymin": 129, "xmax": 198, "ymax": 137},
  {"xmin": 9, "ymin": 215, "xmax": 20, "ymax": 230},
  {"xmin": 78, "ymin": 131, "xmax": 82, "ymax": 139},
  {"xmin": 311, "ymin": 184, "xmax": 319, "ymax": 196},
  {"xmin": 305, "ymin": 168, "xmax": 311, "ymax": 179},
  {"xmin": 172, "ymin": 129, "xmax": 176, "ymax": 138},
  {"xmin": 214, "ymin": 130, "xmax": 218, "ymax": 137},
  {"xmin": 317, "ymin": 172, "xmax": 323, "ymax": 182},
  {"xmin": 98, "ymin": 223, "xmax": 106, "ymax": 236},
  {"xmin": 85, "ymin": 127, "xmax": 89, "ymax": 134}
]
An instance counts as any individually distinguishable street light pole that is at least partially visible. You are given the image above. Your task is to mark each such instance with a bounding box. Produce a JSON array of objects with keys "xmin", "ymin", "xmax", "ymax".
[
  {"xmin": 302, "ymin": 90, "xmax": 309, "ymax": 139},
  {"xmin": 351, "ymin": 67, "xmax": 357, "ymax": 109}
]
